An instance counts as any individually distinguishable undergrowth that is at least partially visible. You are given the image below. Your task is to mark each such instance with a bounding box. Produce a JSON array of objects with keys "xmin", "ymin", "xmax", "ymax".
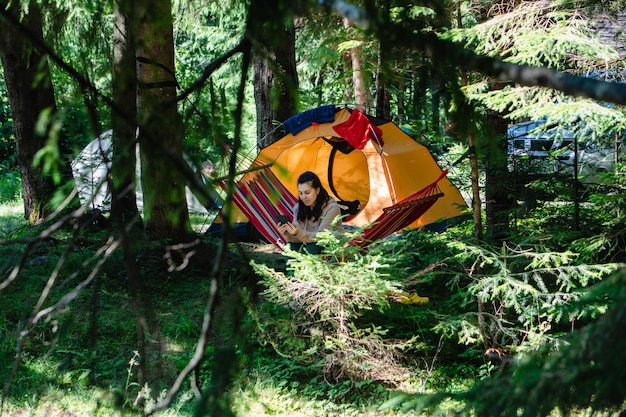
[{"xmin": 1, "ymin": 197, "xmax": 624, "ymax": 416}]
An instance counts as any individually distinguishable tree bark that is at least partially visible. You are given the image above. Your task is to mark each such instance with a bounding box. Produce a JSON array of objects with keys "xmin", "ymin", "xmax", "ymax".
[
  {"xmin": 454, "ymin": 1, "xmax": 483, "ymax": 242},
  {"xmin": 248, "ymin": 0, "xmax": 298, "ymax": 149},
  {"xmin": 110, "ymin": 0, "xmax": 140, "ymax": 225},
  {"xmin": 0, "ymin": 2, "xmax": 64, "ymax": 222},
  {"xmin": 344, "ymin": 17, "xmax": 367, "ymax": 113},
  {"xmin": 374, "ymin": 47, "xmax": 391, "ymax": 120},
  {"xmin": 485, "ymin": 112, "xmax": 514, "ymax": 242},
  {"xmin": 136, "ymin": 0, "xmax": 191, "ymax": 242}
]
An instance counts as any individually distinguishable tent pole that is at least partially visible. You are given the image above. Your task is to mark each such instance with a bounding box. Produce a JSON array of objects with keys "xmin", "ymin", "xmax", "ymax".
[{"xmin": 369, "ymin": 124, "xmax": 397, "ymax": 204}]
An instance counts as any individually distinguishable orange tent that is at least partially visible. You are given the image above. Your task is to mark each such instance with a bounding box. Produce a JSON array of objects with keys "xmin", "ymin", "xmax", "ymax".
[{"xmin": 212, "ymin": 106, "xmax": 467, "ymax": 235}]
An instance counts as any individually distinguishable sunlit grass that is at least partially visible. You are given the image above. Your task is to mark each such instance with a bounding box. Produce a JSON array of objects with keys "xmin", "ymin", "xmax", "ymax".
[
  {"xmin": 0, "ymin": 200, "xmax": 25, "ymax": 237},
  {"xmin": 0, "ymin": 201, "xmax": 217, "ymax": 236},
  {"xmin": 2, "ymin": 387, "xmax": 195, "ymax": 417},
  {"xmin": 190, "ymin": 211, "xmax": 218, "ymax": 234},
  {"xmin": 232, "ymin": 376, "xmax": 389, "ymax": 417}
]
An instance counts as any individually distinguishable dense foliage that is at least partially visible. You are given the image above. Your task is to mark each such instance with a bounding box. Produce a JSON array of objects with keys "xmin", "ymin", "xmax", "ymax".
[{"xmin": 1, "ymin": 0, "xmax": 625, "ymax": 416}]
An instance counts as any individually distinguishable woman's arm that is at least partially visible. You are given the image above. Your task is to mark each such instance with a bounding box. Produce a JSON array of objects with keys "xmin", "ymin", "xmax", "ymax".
[{"xmin": 293, "ymin": 200, "xmax": 342, "ymax": 243}]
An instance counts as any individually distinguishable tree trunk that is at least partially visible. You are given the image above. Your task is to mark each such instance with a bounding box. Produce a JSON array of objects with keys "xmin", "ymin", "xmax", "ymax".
[
  {"xmin": 454, "ymin": 1, "xmax": 483, "ymax": 241},
  {"xmin": 0, "ymin": 2, "xmax": 65, "ymax": 222},
  {"xmin": 485, "ymin": 113, "xmax": 514, "ymax": 242},
  {"xmin": 344, "ymin": 17, "xmax": 367, "ymax": 113},
  {"xmin": 110, "ymin": 0, "xmax": 140, "ymax": 225},
  {"xmin": 136, "ymin": 0, "xmax": 191, "ymax": 242},
  {"xmin": 252, "ymin": 60, "xmax": 273, "ymax": 148},
  {"xmin": 430, "ymin": 79, "xmax": 441, "ymax": 134},
  {"xmin": 249, "ymin": 0, "xmax": 298, "ymax": 149},
  {"xmin": 374, "ymin": 47, "xmax": 391, "ymax": 120},
  {"xmin": 466, "ymin": 132, "xmax": 483, "ymax": 241},
  {"xmin": 397, "ymin": 74, "xmax": 405, "ymax": 125}
]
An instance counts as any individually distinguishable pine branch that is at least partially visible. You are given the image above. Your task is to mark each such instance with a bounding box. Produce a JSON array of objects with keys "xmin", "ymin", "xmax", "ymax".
[
  {"xmin": 321, "ymin": 0, "xmax": 626, "ymax": 105},
  {"xmin": 472, "ymin": 56, "xmax": 626, "ymax": 105}
]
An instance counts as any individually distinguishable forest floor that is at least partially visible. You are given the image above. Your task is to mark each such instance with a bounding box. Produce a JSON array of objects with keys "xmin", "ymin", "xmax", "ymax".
[{"xmin": 0, "ymin": 206, "xmax": 477, "ymax": 417}]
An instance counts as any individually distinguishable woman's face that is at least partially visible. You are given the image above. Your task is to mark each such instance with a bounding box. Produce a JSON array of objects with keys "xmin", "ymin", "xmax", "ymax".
[{"xmin": 298, "ymin": 181, "xmax": 319, "ymax": 207}]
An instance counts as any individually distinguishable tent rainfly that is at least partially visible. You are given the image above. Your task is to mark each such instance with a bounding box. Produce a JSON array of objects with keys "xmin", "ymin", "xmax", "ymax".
[
  {"xmin": 209, "ymin": 106, "xmax": 468, "ymax": 239},
  {"xmin": 71, "ymin": 130, "xmax": 221, "ymax": 214}
]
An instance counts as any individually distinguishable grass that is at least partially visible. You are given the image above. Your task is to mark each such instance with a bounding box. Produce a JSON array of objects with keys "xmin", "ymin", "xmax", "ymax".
[
  {"xmin": 2, "ymin": 202, "xmax": 462, "ymax": 417},
  {"xmin": 7, "ymin": 197, "xmax": 610, "ymax": 417},
  {"xmin": 2, "ymin": 167, "xmax": 623, "ymax": 416},
  {"xmin": 2, "ymin": 197, "xmax": 617, "ymax": 417},
  {"xmin": 0, "ymin": 201, "xmax": 26, "ymax": 238}
]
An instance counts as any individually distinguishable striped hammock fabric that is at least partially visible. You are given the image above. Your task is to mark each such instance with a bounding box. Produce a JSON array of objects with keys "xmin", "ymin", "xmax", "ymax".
[
  {"xmin": 347, "ymin": 171, "xmax": 447, "ymax": 248},
  {"xmin": 220, "ymin": 166, "xmax": 298, "ymax": 248},
  {"xmin": 221, "ymin": 166, "xmax": 446, "ymax": 250}
]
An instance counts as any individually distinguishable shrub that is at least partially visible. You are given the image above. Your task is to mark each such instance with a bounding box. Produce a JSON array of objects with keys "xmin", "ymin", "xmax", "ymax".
[{"xmin": 250, "ymin": 230, "xmax": 424, "ymax": 386}]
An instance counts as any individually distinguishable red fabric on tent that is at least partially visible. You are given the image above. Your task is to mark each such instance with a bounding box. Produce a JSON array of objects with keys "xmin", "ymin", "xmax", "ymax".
[{"xmin": 332, "ymin": 109, "xmax": 384, "ymax": 149}]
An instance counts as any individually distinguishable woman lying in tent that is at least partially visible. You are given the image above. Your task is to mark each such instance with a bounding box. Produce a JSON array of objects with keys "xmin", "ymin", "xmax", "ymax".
[{"xmin": 277, "ymin": 171, "xmax": 342, "ymax": 254}]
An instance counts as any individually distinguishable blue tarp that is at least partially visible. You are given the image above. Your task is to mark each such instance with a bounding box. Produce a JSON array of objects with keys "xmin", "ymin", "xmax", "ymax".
[{"xmin": 283, "ymin": 105, "xmax": 337, "ymax": 135}]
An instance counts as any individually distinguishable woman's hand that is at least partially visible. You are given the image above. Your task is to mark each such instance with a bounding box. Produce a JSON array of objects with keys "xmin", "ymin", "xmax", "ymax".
[{"xmin": 278, "ymin": 221, "xmax": 298, "ymax": 237}]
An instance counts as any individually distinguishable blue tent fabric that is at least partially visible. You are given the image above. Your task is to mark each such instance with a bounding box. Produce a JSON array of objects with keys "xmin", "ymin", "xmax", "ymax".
[{"xmin": 283, "ymin": 105, "xmax": 336, "ymax": 135}]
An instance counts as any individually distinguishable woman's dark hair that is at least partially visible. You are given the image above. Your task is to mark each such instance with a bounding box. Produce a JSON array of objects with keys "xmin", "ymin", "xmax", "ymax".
[{"xmin": 296, "ymin": 171, "xmax": 330, "ymax": 222}]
